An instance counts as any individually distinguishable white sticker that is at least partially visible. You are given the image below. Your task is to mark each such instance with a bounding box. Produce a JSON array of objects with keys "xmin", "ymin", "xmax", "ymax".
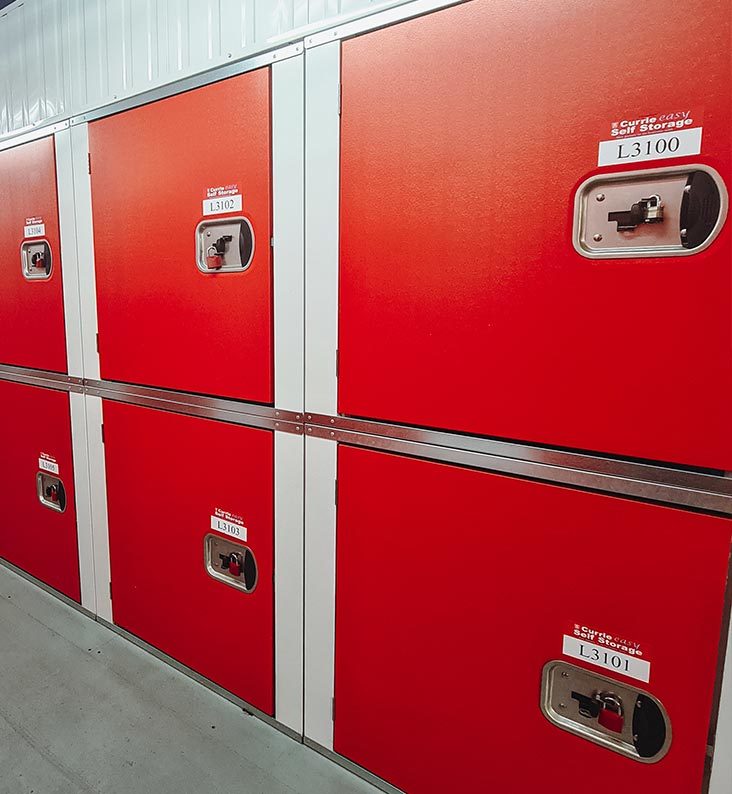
[
  {"xmin": 202, "ymin": 194, "xmax": 242, "ymax": 216},
  {"xmin": 38, "ymin": 457, "xmax": 59, "ymax": 475},
  {"xmin": 563, "ymin": 635, "xmax": 651, "ymax": 683},
  {"xmin": 210, "ymin": 514, "xmax": 247, "ymax": 541},
  {"xmin": 598, "ymin": 127, "xmax": 702, "ymax": 167},
  {"xmin": 24, "ymin": 222, "xmax": 46, "ymax": 238}
]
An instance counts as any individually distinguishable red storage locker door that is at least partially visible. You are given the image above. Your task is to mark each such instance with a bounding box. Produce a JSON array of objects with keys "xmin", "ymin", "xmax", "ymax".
[
  {"xmin": 103, "ymin": 402, "xmax": 274, "ymax": 714},
  {"xmin": 338, "ymin": 0, "xmax": 732, "ymax": 471},
  {"xmin": 89, "ymin": 68, "xmax": 272, "ymax": 403},
  {"xmin": 0, "ymin": 137, "xmax": 67, "ymax": 373},
  {"xmin": 334, "ymin": 446, "xmax": 732, "ymax": 794},
  {"xmin": 0, "ymin": 380, "xmax": 80, "ymax": 601}
]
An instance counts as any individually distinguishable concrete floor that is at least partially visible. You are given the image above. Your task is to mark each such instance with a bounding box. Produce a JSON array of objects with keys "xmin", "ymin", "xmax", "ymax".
[{"xmin": 0, "ymin": 565, "xmax": 377, "ymax": 794}]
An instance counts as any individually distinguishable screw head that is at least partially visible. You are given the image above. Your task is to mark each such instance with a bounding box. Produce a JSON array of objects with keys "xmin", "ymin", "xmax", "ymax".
[
  {"xmin": 559, "ymin": 702, "xmax": 567, "ymax": 710},
  {"xmin": 596, "ymin": 193, "xmax": 605, "ymax": 202},
  {"xmin": 593, "ymin": 233, "xmax": 603, "ymax": 242}
]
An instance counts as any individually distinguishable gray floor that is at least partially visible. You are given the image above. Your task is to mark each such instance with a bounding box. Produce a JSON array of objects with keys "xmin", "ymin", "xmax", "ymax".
[{"xmin": 0, "ymin": 565, "xmax": 377, "ymax": 794}]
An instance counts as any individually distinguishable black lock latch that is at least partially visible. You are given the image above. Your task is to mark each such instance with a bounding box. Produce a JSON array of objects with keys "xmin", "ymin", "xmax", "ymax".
[
  {"xmin": 608, "ymin": 194, "xmax": 664, "ymax": 231},
  {"xmin": 571, "ymin": 691, "xmax": 601, "ymax": 719},
  {"xmin": 212, "ymin": 235, "xmax": 233, "ymax": 255}
]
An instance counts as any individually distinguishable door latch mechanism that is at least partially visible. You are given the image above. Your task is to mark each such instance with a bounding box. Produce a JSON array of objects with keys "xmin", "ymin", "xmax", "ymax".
[
  {"xmin": 608, "ymin": 194, "xmax": 664, "ymax": 230},
  {"xmin": 205, "ymin": 534, "xmax": 257, "ymax": 592},
  {"xmin": 21, "ymin": 240, "xmax": 52, "ymax": 280},
  {"xmin": 573, "ymin": 165, "xmax": 727, "ymax": 258},
  {"xmin": 196, "ymin": 217, "xmax": 254, "ymax": 273},
  {"xmin": 542, "ymin": 661, "xmax": 671, "ymax": 763},
  {"xmin": 36, "ymin": 472, "xmax": 66, "ymax": 512}
]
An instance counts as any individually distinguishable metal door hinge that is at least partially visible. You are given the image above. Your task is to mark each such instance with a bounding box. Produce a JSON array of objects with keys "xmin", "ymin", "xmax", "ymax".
[
  {"xmin": 88, "ymin": 152, "xmax": 91, "ymax": 174},
  {"xmin": 331, "ymin": 697, "xmax": 335, "ymax": 720},
  {"xmin": 334, "ymin": 479, "xmax": 338, "ymax": 506},
  {"xmin": 335, "ymin": 349, "xmax": 339, "ymax": 377},
  {"xmin": 96, "ymin": 332, "xmax": 100, "ymax": 353},
  {"xmin": 109, "ymin": 581, "xmax": 112, "ymax": 600},
  {"xmin": 101, "ymin": 424, "xmax": 105, "ymax": 444},
  {"xmin": 338, "ymin": 84, "xmax": 342, "ymax": 116}
]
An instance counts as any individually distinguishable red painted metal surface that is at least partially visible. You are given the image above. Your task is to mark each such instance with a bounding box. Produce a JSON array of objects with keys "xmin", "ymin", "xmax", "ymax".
[
  {"xmin": 334, "ymin": 445, "xmax": 732, "ymax": 794},
  {"xmin": 338, "ymin": 0, "xmax": 732, "ymax": 470},
  {"xmin": 0, "ymin": 137, "xmax": 67, "ymax": 373},
  {"xmin": 0, "ymin": 380, "xmax": 80, "ymax": 601},
  {"xmin": 103, "ymin": 401, "xmax": 274, "ymax": 713},
  {"xmin": 89, "ymin": 68, "xmax": 272, "ymax": 403}
]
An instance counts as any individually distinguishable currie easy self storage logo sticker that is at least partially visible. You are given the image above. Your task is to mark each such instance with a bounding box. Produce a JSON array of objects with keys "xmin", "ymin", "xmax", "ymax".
[
  {"xmin": 202, "ymin": 183, "xmax": 242, "ymax": 216},
  {"xmin": 210, "ymin": 507, "xmax": 247, "ymax": 541},
  {"xmin": 38, "ymin": 452, "xmax": 59, "ymax": 475},
  {"xmin": 24, "ymin": 216, "xmax": 45, "ymax": 238},
  {"xmin": 563, "ymin": 623, "xmax": 651, "ymax": 683},
  {"xmin": 598, "ymin": 107, "xmax": 703, "ymax": 167}
]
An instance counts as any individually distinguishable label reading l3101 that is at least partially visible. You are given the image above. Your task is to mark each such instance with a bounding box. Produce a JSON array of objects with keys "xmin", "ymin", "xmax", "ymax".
[{"xmin": 562, "ymin": 635, "xmax": 651, "ymax": 683}]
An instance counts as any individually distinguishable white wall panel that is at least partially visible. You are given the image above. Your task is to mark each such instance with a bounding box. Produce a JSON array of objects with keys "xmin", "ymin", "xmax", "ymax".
[
  {"xmin": 82, "ymin": 0, "xmax": 110, "ymax": 108},
  {"xmin": 4, "ymin": 4, "xmax": 28, "ymax": 130},
  {"xmin": 38, "ymin": 0, "xmax": 66, "ymax": 119},
  {"xmin": 0, "ymin": 0, "xmax": 407, "ymax": 138},
  {"xmin": 0, "ymin": 13, "xmax": 10, "ymax": 131},
  {"xmin": 61, "ymin": 0, "xmax": 88, "ymax": 114},
  {"xmin": 21, "ymin": 1, "xmax": 42, "ymax": 124}
]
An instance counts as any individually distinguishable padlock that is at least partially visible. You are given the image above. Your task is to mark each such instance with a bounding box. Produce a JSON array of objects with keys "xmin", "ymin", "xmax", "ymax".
[
  {"xmin": 228, "ymin": 552, "xmax": 242, "ymax": 577},
  {"xmin": 218, "ymin": 553, "xmax": 231, "ymax": 571},
  {"xmin": 33, "ymin": 255, "xmax": 46, "ymax": 270},
  {"xmin": 205, "ymin": 247, "xmax": 223, "ymax": 270},
  {"xmin": 45, "ymin": 484, "xmax": 58, "ymax": 502},
  {"xmin": 597, "ymin": 693, "xmax": 624, "ymax": 734}
]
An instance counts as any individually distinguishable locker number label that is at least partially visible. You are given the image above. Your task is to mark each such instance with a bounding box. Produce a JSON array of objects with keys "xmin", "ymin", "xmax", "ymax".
[
  {"xmin": 598, "ymin": 127, "xmax": 702, "ymax": 167},
  {"xmin": 563, "ymin": 635, "xmax": 651, "ymax": 683},
  {"xmin": 202, "ymin": 193, "xmax": 242, "ymax": 216},
  {"xmin": 38, "ymin": 455, "xmax": 59, "ymax": 475},
  {"xmin": 210, "ymin": 513, "xmax": 247, "ymax": 541},
  {"xmin": 598, "ymin": 107, "xmax": 703, "ymax": 166},
  {"xmin": 24, "ymin": 218, "xmax": 45, "ymax": 238}
]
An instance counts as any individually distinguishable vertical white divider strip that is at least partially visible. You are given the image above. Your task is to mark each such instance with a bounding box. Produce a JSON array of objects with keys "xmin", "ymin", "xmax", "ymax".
[
  {"xmin": 304, "ymin": 41, "xmax": 340, "ymax": 416},
  {"xmin": 55, "ymin": 127, "xmax": 84, "ymax": 379},
  {"xmin": 710, "ymin": 618, "xmax": 732, "ymax": 794},
  {"xmin": 274, "ymin": 431, "xmax": 305, "ymax": 734},
  {"xmin": 57, "ymin": 127, "xmax": 97, "ymax": 612},
  {"xmin": 273, "ymin": 54, "xmax": 306, "ymax": 734},
  {"xmin": 303, "ymin": 39, "xmax": 341, "ymax": 750},
  {"xmin": 84, "ymin": 395, "xmax": 112, "ymax": 622},
  {"xmin": 69, "ymin": 122, "xmax": 101, "ymax": 381},
  {"xmin": 68, "ymin": 392, "xmax": 96, "ymax": 612},
  {"xmin": 68, "ymin": 120, "xmax": 112, "ymax": 619},
  {"xmin": 304, "ymin": 435, "xmax": 338, "ymax": 749},
  {"xmin": 273, "ymin": 54, "xmax": 305, "ymax": 413}
]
